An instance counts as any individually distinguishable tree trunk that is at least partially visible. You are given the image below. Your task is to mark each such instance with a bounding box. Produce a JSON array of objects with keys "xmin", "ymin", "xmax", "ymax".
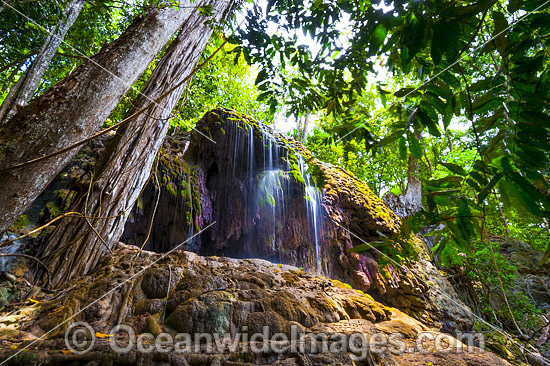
[
  {"xmin": 40, "ymin": 0, "xmax": 235, "ymax": 287},
  {"xmin": 384, "ymin": 156, "xmax": 423, "ymax": 219},
  {"xmin": 0, "ymin": 1, "xmax": 202, "ymax": 233},
  {"xmin": 0, "ymin": 0, "xmax": 86, "ymax": 124}
]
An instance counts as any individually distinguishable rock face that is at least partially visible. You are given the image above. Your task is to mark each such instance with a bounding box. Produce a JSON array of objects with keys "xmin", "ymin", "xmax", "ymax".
[
  {"xmin": 8, "ymin": 109, "xmax": 473, "ymax": 335},
  {"xmin": 497, "ymin": 237, "xmax": 550, "ymax": 311},
  {"xmin": 0, "ymin": 244, "xmax": 509, "ymax": 366},
  {"xmin": 119, "ymin": 109, "xmax": 473, "ymax": 331}
]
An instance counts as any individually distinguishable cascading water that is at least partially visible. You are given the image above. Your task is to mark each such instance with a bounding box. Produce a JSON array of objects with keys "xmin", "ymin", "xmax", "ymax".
[
  {"xmin": 298, "ymin": 156, "xmax": 324, "ymax": 274},
  {"xmin": 0, "ymin": 233, "xmax": 22, "ymax": 273},
  {"xmin": 257, "ymin": 169, "xmax": 285, "ymax": 253},
  {"xmin": 255, "ymin": 124, "xmax": 324, "ymax": 272},
  {"xmin": 170, "ymin": 116, "xmax": 325, "ymax": 272},
  {"xmin": 123, "ymin": 114, "xmax": 325, "ymax": 270},
  {"xmin": 248, "ymin": 125, "xmax": 254, "ymax": 183}
]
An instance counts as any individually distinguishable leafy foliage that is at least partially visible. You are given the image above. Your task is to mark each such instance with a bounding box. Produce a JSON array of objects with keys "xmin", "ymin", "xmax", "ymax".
[
  {"xmin": 0, "ymin": 0, "xmax": 144, "ymax": 101},
  {"xmin": 172, "ymin": 35, "xmax": 273, "ymax": 131},
  {"xmin": 465, "ymin": 240, "xmax": 542, "ymax": 331},
  {"xmin": 233, "ymin": 0, "xmax": 550, "ymax": 265}
]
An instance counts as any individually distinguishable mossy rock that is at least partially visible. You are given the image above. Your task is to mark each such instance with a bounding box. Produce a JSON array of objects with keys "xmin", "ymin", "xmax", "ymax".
[
  {"xmin": 306, "ymin": 294, "xmax": 346, "ymax": 323},
  {"xmin": 244, "ymin": 311, "xmax": 288, "ymax": 336},
  {"xmin": 141, "ymin": 267, "xmax": 177, "ymax": 299},
  {"xmin": 282, "ymin": 271, "xmax": 300, "ymax": 286},
  {"xmin": 134, "ymin": 298, "xmax": 164, "ymax": 316},
  {"xmin": 266, "ymin": 291, "xmax": 317, "ymax": 327},
  {"xmin": 166, "ymin": 291, "xmax": 236, "ymax": 335}
]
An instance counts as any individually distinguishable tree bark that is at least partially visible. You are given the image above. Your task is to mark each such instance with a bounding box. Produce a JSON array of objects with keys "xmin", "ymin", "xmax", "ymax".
[
  {"xmin": 0, "ymin": 0, "xmax": 86, "ymax": 124},
  {"xmin": 40, "ymin": 0, "xmax": 235, "ymax": 287},
  {"xmin": 384, "ymin": 156, "xmax": 423, "ymax": 219},
  {"xmin": 0, "ymin": 1, "xmax": 203, "ymax": 233}
]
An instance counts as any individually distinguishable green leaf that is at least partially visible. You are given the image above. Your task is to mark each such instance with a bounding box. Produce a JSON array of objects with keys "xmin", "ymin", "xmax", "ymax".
[
  {"xmin": 394, "ymin": 87, "xmax": 419, "ymax": 98},
  {"xmin": 377, "ymin": 85, "xmax": 390, "ymax": 107},
  {"xmin": 371, "ymin": 23, "xmax": 388, "ymax": 53},
  {"xmin": 257, "ymin": 90, "xmax": 272, "ymax": 102},
  {"xmin": 520, "ymin": 110, "xmax": 550, "ymax": 127},
  {"xmin": 492, "ymin": 11, "xmax": 509, "ymax": 54},
  {"xmin": 416, "ymin": 109, "xmax": 441, "ymax": 137},
  {"xmin": 440, "ymin": 162, "xmax": 467, "ymax": 176},
  {"xmin": 499, "ymin": 177, "xmax": 542, "ymax": 216},
  {"xmin": 255, "ymin": 69, "xmax": 269, "ymax": 85},
  {"xmin": 372, "ymin": 129, "xmax": 404, "ymax": 149},
  {"xmin": 431, "ymin": 20, "xmax": 444, "ymax": 65},
  {"xmin": 407, "ymin": 132, "xmax": 423, "ymax": 159},
  {"xmin": 443, "ymin": 99, "xmax": 454, "ymax": 128},
  {"xmin": 478, "ymin": 172, "xmax": 503, "ymax": 203},
  {"xmin": 225, "ymin": 35, "xmax": 240, "ymax": 44},
  {"xmin": 427, "ymin": 176, "xmax": 464, "ymax": 187},
  {"xmin": 431, "ymin": 20, "xmax": 461, "ymax": 64},
  {"xmin": 475, "ymin": 109, "xmax": 505, "ymax": 133}
]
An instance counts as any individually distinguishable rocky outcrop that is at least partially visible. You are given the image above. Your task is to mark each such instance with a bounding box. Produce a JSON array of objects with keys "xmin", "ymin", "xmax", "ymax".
[
  {"xmin": 0, "ymin": 244, "xmax": 509, "ymax": 366},
  {"xmin": 119, "ymin": 110, "xmax": 473, "ymax": 332},
  {"xmin": 6, "ymin": 109, "xmax": 474, "ymax": 334},
  {"xmin": 497, "ymin": 237, "xmax": 550, "ymax": 311},
  {"xmin": 498, "ymin": 237, "xmax": 550, "ymax": 360}
]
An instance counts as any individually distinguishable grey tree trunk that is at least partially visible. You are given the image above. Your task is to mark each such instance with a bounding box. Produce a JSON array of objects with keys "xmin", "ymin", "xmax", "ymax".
[
  {"xmin": 0, "ymin": 1, "xmax": 203, "ymax": 233},
  {"xmin": 0, "ymin": 0, "xmax": 86, "ymax": 123},
  {"xmin": 384, "ymin": 156, "xmax": 423, "ymax": 219},
  {"xmin": 40, "ymin": 0, "xmax": 235, "ymax": 287}
]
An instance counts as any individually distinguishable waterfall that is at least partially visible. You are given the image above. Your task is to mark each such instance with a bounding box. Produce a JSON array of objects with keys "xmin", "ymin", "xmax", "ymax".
[
  {"xmin": 257, "ymin": 169, "xmax": 285, "ymax": 252},
  {"xmin": 298, "ymin": 156, "xmax": 323, "ymax": 274},
  {"xmin": 182, "ymin": 118, "xmax": 325, "ymax": 272},
  {"xmin": 248, "ymin": 124, "xmax": 254, "ymax": 183},
  {"xmin": 254, "ymin": 124, "xmax": 324, "ymax": 272},
  {"xmin": 0, "ymin": 233, "xmax": 22, "ymax": 273}
]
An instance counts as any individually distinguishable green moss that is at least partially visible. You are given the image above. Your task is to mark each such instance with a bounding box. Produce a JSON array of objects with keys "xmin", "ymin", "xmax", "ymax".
[
  {"xmin": 0, "ymin": 286, "xmax": 16, "ymax": 308},
  {"xmin": 380, "ymin": 268, "xmax": 392, "ymax": 280},
  {"xmin": 13, "ymin": 215, "xmax": 30, "ymax": 230},
  {"xmin": 282, "ymin": 272, "xmax": 299, "ymax": 286},
  {"xmin": 45, "ymin": 202, "xmax": 61, "ymax": 217},
  {"xmin": 330, "ymin": 279, "xmax": 352, "ymax": 289},
  {"xmin": 147, "ymin": 314, "xmax": 163, "ymax": 336},
  {"xmin": 53, "ymin": 189, "xmax": 77, "ymax": 211},
  {"xmin": 166, "ymin": 181, "xmax": 177, "ymax": 197},
  {"xmin": 356, "ymin": 290, "xmax": 375, "ymax": 301},
  {"xmin": 193, "ymin": 197, "xmax": 202, "ymax": 216}
]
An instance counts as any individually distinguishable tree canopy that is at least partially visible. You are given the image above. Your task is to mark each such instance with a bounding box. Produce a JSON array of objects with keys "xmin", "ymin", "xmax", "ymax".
[{"xmin": 227, "ymin": 0, "xmax": 550, "ymax": 267}]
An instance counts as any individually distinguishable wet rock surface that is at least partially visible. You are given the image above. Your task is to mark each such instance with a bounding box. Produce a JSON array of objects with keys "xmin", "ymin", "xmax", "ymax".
[
  {"xmin": 120, "ymin": 110, "xmax": 473, "ymax": 331},
  {"xmin": 9, "ymin": 109, "xmax": 474, "ymax": 337},
  {"xmin": 0, "ymin": 244, "xmax": 510, "ymax": 365}
]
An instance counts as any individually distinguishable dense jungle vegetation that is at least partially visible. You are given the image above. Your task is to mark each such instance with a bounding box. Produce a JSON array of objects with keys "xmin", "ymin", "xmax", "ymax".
[{"xmin": 1, "ymin": 0, "xmax": 549, "ymax": 350}]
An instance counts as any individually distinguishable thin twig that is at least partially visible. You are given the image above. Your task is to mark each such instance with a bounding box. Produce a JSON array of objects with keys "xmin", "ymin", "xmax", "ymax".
[{"xmin": 161, "ymin": 264, "xmax": 172, "ymax": 323}]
